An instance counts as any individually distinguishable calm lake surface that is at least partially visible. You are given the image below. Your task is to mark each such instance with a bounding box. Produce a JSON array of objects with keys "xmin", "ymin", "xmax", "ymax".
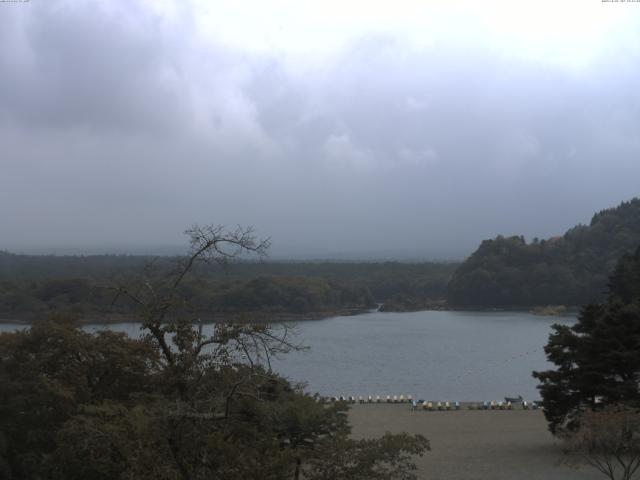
[
  {"xmin": 0, "ymin": 310, "xmax": 574, "ymax": 401},
  {"xmin": 274, "ymin": 310, "xmax": 575, "ymax": 401}
]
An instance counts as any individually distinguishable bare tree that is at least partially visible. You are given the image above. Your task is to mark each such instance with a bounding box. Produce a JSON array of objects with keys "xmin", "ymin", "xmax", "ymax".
[
  {"xmin": 563, "ymin": 406, "xmax": 640, "ymax": 480},
  {"xmin": 6, "ymin": 223, "xmax": 429, "ymax": 479},
  {"xmin": 110, "ymin": 224, "xmax": 300, "ymax": 397}
]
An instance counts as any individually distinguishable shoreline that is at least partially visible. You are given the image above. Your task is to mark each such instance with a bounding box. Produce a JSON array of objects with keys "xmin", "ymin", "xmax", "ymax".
[
  {"xmin": 0, "ymin": 304, "xmax": 579, "ymax": 326},
  {"xmin": 0, "ymin": 307, "xmax": 375, "ymax": 325},
  {"xmin": 380, "ymin": 304, "xmax": 579, "ymax": 315}
]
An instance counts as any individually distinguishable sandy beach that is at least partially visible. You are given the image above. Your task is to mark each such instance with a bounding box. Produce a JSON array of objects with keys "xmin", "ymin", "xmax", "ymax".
[{"xmin": 349, "ymin": 404, "xmax": 602, "ymax": 480}]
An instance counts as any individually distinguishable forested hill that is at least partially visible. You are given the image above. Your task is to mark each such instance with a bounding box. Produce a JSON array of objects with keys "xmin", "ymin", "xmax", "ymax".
[{"xmin": 447, "ymin": 198, "xmax": 640, "ymax": 308}]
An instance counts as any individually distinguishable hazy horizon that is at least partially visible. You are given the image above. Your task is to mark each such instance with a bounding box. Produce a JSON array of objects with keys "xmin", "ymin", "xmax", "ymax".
[
  {"xmin": 2, "ymin": 195, "xmax": 627, "ymax": 261},
  {"xmin": 3, "ymin": 244, "xmax": 463, "ymax": 262},
  {"xmin": 2, "ymin": 1, "xmax": 639, "ymax": 259}
]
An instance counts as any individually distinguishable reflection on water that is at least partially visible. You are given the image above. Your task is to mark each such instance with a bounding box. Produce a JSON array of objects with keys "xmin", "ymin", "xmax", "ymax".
[{"xmin": 0, "ymin": 310, "xmax": 574, "ymax": 401}]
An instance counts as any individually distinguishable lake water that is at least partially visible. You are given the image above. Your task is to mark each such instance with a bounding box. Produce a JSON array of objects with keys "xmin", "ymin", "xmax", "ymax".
[{"xmin": 0, "ymin": 310, "xmax": 574, "ymax": 402}]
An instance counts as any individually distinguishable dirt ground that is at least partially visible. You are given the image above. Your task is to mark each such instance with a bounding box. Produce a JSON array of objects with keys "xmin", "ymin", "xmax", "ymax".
[{"xmin": 348, "ymin": 404, "xmax": 603, "ymax": 480}]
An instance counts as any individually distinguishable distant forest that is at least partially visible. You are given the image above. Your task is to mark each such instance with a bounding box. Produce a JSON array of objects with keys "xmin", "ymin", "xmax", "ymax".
[
  {"xmin": 0, "ymin": 253, "xmax": 457, "ymax": 321},
  {"xmin": 448, "ymin": 198, "xmax": 640, "ymax": 308},
  {"xmin": 3, "ymin": 198, "xmax": 640, "ymax": 320}
]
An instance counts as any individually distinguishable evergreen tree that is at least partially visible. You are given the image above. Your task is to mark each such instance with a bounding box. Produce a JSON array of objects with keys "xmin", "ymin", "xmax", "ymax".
[{"xmin": 533, "ymin": 246, "xmax": 640, "ymax": 434}]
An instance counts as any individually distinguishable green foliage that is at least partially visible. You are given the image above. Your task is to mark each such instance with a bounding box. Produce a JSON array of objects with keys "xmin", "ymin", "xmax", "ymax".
[
  {"xmin": 0, "ymin": 257, "xmax": 458, "ymax": 320},
  {"xmin": 0, "ymin": 320, "xmax": 428, "ymax": 479},
  {"xmin": 0, "ymin": 225, "xmax": 429, "ymax": 479},
  {"xmin": 533, "ymin": 246, "xmax": 640, "ymax": 434},
  {"xmin": 208, "ymin": 275, "xmax": 375, "ymax": 314},
  {"xmin": 449, "ymin": 198, "xmax": 640, "ymax": 307},
  {"xmin": 0, "ymin": 320, "xmax": 159, "ymax": 479}
]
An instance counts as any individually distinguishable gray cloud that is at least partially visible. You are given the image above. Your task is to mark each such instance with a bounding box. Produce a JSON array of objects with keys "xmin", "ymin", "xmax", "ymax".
[
  {"xmin": 1, "ymin": 3, "xmax": 183, "ymax": 133},
  {"xmin": 1, "ymin": 1, "xmax": 639, "ymax": 259}
]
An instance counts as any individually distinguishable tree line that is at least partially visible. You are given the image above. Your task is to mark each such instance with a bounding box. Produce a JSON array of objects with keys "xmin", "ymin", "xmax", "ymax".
[
  {"xmin": 0, "ymin": 276, "xmax": 375, "ymax": 321},
  {"xmin": 448, "ymin": 198, "xmax": 640, "ymax": 308},
  {"xmin": 5, "ymin": 198, "xmax": 640, "ymax": 318},
  {"xmin": 0, "ymin": 253, "xmax": 457, "ymax": 321}
]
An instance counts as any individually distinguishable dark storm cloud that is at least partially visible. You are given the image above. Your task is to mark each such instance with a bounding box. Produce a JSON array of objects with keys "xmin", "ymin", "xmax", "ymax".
[{"xmin": 1, "ymin": 1, "xmax": 639, "ymax": 258}]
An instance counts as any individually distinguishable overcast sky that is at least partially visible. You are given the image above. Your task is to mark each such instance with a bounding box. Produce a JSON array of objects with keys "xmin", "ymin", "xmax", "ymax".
[{"xmin": 1, "ymin": 0, "xmax": 639, "ymax": 259}]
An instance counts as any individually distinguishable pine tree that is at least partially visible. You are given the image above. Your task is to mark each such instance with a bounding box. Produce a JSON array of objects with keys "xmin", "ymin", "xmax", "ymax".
[{"xmin": 533, "ymin": 246, "xmax": 640, "ymax": 434}]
